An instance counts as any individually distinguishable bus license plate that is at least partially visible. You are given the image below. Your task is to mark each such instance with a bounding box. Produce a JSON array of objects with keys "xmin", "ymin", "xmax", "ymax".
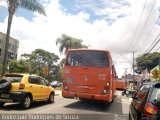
[{"xmin": 1, "ymin": 94, "xmax": 9, "ymax": 98}]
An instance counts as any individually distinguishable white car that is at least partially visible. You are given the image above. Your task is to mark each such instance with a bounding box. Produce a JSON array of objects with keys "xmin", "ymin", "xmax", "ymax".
[{"xmin": 51, "ymin": 81, "xmax": 62, "ymax": 87}]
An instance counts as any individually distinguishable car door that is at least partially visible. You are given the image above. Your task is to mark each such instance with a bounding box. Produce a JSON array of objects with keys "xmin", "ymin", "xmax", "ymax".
[
  {"xmin": 38, "ymin": 77, "xmax": 50, "ymax": 99},
  {"xmin": 131, "ymin": 84, "xmax": 150, "ymax": 119},
  {"xmin": 28, "ymin": 76, "xmax": 43, "ymax": 100}
]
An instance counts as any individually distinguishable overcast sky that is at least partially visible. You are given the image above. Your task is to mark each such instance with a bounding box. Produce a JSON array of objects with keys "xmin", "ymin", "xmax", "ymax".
[{"xmin": 0, "ymin": 0, "xmax": 160, "ymax": 77}]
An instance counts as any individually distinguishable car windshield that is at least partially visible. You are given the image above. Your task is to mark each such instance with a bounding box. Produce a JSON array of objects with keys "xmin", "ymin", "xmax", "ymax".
[
  {"xmin": 3, "ymin": 76, "xmax": 23, "ymax": 83},
  {"xmin": 66, "ymin": 51, "xmax": 109, "ymax": 67},
  {"xmin": 149, "ymin": 84, "xmax": 160, "ymax": 105}
]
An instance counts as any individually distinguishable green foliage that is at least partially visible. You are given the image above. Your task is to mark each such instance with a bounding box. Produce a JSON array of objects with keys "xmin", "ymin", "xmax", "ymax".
[
  {"xmin": 5, "ymin": 0, "xmax": 46, "ymax": 16},
  {"xmin": 60, "ymin": 58, "xmax": 65, "ymax": 69},
  {"xmin": 9, "ymin": 59, "xmax": 30, "ymax": 73},
  {"xmin": 136, "ymin": 52, "xmax": 160, "ymax": 73},
  {"xmin": 53, "ymin": 65, "xmax": 63, "ymax": 82},
  {"xmin": 21, "ymin": 49, "xmax": 60, "ymax": 80},
  {"xmin": 56, "ymin": 34, "xmax": 88, "ymax": 54}
]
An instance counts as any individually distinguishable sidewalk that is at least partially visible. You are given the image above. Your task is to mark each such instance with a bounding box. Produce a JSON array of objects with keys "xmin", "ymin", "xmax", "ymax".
[{"xmin": 55, "ymin": 90, "xmax": 62, "ymax": 96}]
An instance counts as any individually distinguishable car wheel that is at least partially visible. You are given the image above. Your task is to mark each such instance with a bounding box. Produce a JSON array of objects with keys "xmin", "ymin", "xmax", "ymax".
[
  {"xmin": 21, "ymin": 95, "xmax": 31, "ymax": 109},
  {"xmin": 0, "ymin": 79, "xmax": 11, "ymax": 93},
  {"xmin": 137, "ymin": 113, "xmax": 142, "ymax": 120},
  {"xmin": 0, "ymin": 102, "xmax": 5, "ymax": 107},
  {"xmin": 48, "ymin": 92, "xmax": 54, "ymax": 103}
]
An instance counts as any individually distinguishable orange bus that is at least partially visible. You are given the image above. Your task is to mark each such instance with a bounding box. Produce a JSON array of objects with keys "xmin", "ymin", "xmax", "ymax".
[
  {"xmin": 62, "ymin": 49, "xmax": 116, "ymax": 103},
  {"xmin": 115, "ymin": 78, "xmax": 126, "ymax": 90}
]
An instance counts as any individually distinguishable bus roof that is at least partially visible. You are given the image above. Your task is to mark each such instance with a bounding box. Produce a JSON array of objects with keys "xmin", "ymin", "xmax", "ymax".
[{"xmin": 67, "ymin": 48, "xmax": 110, "ymax": 53}]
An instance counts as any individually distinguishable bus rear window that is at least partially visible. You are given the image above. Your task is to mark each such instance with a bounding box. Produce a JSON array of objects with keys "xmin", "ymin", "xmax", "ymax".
[{"xmin": 66, "ymin": 51, "xmax": 109, "ymax": 67}]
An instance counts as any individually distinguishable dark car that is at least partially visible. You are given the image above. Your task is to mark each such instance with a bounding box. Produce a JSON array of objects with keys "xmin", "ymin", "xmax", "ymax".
[{"xmin": 129, "ymin": 82, "xmax": 160, "ymax": 120}]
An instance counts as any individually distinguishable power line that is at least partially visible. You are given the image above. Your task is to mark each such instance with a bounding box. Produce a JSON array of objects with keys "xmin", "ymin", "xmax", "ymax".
[
  {"xmin": 145, "ymin": 32, "xmax": 160, "ymax": 53},
  {"xmin": 155, "ymin": 46, "xmax": 160, "ymax": 52},
  {"xmin": 147, "ymin": 38, "xmax": 160, "ymax": 53},
  {"xmin": 135, "ymin": 25, "xmax": 155, "ymax": 52},
  {"xmin": 131, "ymin": 0, "xmax": 157, "ymax": 51},
  {"xmin": 127, "ymin": 0, "xmax": 148, "ymax": 52}
]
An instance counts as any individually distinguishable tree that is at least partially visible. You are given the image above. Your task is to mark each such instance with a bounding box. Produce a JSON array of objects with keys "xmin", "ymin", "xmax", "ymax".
[
  {"xmin": 9, "ymin": 59, "xmax": 30, "ymax": 73},
  {"xmin": 60, "ymin": 58, "xmax": 65, "ymax": 68},
  {"xmin": 56, "ymin": 34, "xmax": 88, "ymax": 54},
  {"xmin": 21, "ymin": 49, "xmax": 59, "ymax": 79},
  {"xmin": 1, "ymin": 0, "xmax": 46, "ymax": 76},
  {"xmin": 136, "ymin": 52, "xmax": 160, "ymax": 73}
]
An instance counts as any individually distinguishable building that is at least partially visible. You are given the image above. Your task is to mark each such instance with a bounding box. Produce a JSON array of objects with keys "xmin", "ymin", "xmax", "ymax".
[{"xmin": 0, "ymin": 32, "xmax": 19, "ymax": 63}]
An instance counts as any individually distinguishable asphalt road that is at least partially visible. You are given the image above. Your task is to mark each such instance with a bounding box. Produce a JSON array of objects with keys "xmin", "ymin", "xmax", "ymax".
[{"xmin": 0, "ymin": 90, "xmax": 131, "ymax": 120}]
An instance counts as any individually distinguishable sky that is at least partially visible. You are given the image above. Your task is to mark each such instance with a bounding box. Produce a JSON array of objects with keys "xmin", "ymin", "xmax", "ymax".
[{"xmin": 0, "ymin": 0, "xmax": 160, "ymax": 77}]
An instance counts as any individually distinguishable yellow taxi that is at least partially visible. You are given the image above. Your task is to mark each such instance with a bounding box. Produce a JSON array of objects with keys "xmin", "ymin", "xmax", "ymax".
[{"xmin": 0, "ymin": 73, "xmax": 55, "ymax": 109}]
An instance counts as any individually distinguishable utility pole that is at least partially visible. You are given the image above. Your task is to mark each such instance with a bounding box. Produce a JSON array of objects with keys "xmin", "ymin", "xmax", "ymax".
[
  {"xmin": 128, "ymin": 51, "xmax": 136, "ymax": 86},
  {"xmin": 133, "ymin": 51, "xmax": 135, "ymax": 85},
  {"xmin": 124, "ymin": 68, "xmax": 128, "ymax": 87}
]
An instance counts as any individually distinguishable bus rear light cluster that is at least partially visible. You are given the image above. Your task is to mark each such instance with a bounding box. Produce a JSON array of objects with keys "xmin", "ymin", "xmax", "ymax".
[
  {"xmin": 106, "ymin": 82, "xmax": 110, "ymax": 86},
  {"xmin": 103, "ymin": 85, "xmax": 110, "ymax": 94},
  {"xmin": 103, "ymin": 90, "xmax": 108, "ymax": 94},
  {"xmin": 64, "ymin": 86, "xmax": 68, "ymax": 91}
]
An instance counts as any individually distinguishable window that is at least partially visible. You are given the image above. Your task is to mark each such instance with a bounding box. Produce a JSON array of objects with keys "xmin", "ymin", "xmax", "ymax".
[
  {"xmin": 0, "ymin": 39, "xmax": 3, "ymax": 44},
  {"xmin": 141, "ymin": 84, "xmax": 150, "ymax": 93},
  {"xmin": 8, "ymin": 52, "xmax": 14, "ymax": 59},
  {"xmin": 39, "ymin": 78, "xmax": 48, "ymax": 86},
  {"xmin": 3, "ymin": 76, "xmax": 23, "ymax": 83},
  {"xmin": 150, "ymin": 84, "xmax": 160, "ymax": 104},
  {"xmin": 66, "ymin": 51, "xmax": 109, "ymax": 67},
  {"xmin": 29, "ymin": 77, "xmax": 39, "ymax": 84}
]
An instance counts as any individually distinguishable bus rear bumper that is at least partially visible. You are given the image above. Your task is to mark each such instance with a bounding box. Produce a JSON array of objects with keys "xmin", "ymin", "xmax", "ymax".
[{"xmin": 62, "ymin": 90, "xmax": 112, "ymax": 102}]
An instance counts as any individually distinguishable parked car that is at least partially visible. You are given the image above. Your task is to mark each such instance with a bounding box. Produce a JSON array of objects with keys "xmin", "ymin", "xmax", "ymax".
[
  {"xmin": 51, "ymin": 81, "xmax": 62, "ymax": 88},
  {"xmin": 129, "ymin": 82, "xmax": 160, "ymax": 120},
  {"xmin": 0, "ymin": 73, "xmax": 55, "ymax": 109}
]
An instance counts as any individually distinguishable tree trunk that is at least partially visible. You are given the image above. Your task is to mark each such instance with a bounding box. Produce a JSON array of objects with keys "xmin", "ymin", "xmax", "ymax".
[{"xmin": 2, "ymin": 12, "xmax": 14, "ymax": 76}]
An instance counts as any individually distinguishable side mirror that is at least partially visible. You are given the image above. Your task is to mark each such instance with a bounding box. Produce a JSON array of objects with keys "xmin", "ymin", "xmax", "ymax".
[{"xmin": 154, "ymin": 99, "xmax": 160, "ymax": 106}]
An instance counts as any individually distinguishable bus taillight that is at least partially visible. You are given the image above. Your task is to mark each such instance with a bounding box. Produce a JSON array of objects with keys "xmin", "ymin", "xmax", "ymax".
[
  {"xmin": 64, "ymin": 86, "xmax": 68, "ymax": 91},
  {"xmin": 63, "ymin": 80, "xmax": 68, "ymax": 91},
  {"xmin": 103, "ymin": 82, "xmax": 110, "ymax": 94}
]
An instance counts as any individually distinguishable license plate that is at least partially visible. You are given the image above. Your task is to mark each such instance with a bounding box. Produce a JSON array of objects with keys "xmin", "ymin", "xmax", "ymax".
[{"xmin": 1, "ymin": 94, "xmax": 9, "ymax": 98}]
